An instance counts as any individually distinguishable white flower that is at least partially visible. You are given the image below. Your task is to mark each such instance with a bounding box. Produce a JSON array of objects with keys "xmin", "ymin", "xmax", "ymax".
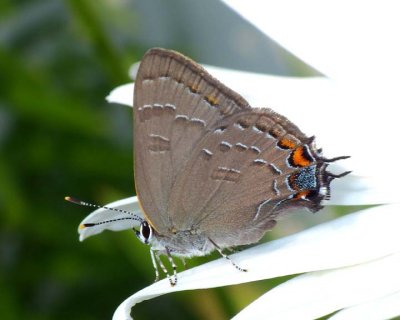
[{"xmin": 80, "ymin": 1, "xmax": 400, "ymax": 319}]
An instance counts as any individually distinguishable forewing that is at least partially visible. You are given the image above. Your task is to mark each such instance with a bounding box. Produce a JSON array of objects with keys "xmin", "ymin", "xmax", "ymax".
[
  {"xmin": 168, "ymin": 108, "xmax": 316, "ymax": 247},
  {"xmin": 134, "ymin": 48, "xmax": 250, "ymax": 233}
]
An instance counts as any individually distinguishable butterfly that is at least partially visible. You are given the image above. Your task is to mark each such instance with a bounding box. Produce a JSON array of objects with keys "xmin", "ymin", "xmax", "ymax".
[{"xmin": 71, "ymin": 48, "xmax": 350, "ymax": 285}]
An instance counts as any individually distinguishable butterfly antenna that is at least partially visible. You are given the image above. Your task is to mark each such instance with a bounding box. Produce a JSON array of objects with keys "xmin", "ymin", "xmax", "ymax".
[{"xmin": 65, "ymin": 196, "xmax": 143, "ymax": 222}]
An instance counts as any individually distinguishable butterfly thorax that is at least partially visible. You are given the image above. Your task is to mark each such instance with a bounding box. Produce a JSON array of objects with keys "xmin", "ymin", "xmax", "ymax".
[{"xmin": 150, "ymin": 228, "xmax": 214, "ymax": 258}]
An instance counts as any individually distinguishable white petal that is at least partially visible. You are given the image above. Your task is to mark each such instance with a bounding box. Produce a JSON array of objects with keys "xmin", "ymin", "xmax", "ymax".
[
  {"xmin": 329, "ymin": 290, "xmax": 400, "ymax": 320},
  {"xmin": 128, "ymin": 62, "xmax": 140, "ymax": 80},
  {"xmin": 113, "ymin": 204, "xmax": 400, "ymax": 320},
  {"xmin": 78, "ymin": 197, "xmax": 142, "ymax": 241},
  {"xmin": 106, "ymin": 83, "xmax": 133, "ymax": 106},
  {"xmin": 233, "ymin": 253, "xmax": 400, "ymax": 320},
  {"xmin": 221, "ymin": 0, "xmax": 400, "ymax": 85},
  {"xmin": 328, "ymin": 174, "xmax": 399, "ymax": 206}
]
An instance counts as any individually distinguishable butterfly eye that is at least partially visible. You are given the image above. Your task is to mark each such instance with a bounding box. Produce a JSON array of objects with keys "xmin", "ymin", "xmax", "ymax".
[{"xmin": 138, "ymin": 221, "xmax": 153, "ymax": 244}]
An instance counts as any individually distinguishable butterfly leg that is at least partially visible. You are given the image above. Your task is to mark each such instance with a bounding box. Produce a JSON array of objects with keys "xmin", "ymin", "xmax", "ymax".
[
  {"xmin": 154, "ymin": 250, "xmax": 177, "ymax": 286},
  {"xmin": 165, "ymin": 247, "xmax": 178, "ymax": 286},
  {"xmin": 225, "ymin": 247, "xmax": 241, "ymax": 253},
  {"xmin": 149, "ymin": 249, "xmax": 159, "ymax": 282},
  {"xmin": 208, "ymin": 238, "xmax": 247, "ymax": 272},
  {"xmin": 180, "ymin": 257, "xmax": 187, "ymax": 270}
]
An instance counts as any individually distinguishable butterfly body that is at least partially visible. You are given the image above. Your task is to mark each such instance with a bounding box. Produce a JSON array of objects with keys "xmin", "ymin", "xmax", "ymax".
[{"xmin": 149, "ymin": 229, "xmax": 213, "ymax": 258}]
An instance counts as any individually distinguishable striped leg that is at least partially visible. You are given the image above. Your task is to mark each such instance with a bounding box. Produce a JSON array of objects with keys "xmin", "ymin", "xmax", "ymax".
[
  {"xmin": 154, "ymin": 252, "xmax": 177, "ymax": 286},
  {"xmin": 165, "ymin": 247, "xmax": 177, "ymax": 286},
  {"xmin": 208, "ymin": 238, "xmax": 247, "ymax": 272},
  {"xmin": 149, "ymin": 249, "xmax": 159, "ymax": 282}
]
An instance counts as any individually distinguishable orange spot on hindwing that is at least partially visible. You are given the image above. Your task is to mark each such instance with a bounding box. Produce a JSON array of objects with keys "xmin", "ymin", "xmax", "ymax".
[
  {"xmin": 278, "ymin": 137, "xmax": 297, "ymax": 150},
  {"xmin": 288, "ymin": 145, "xmax": 314, "ymax": 167},
  {"xmin": 294, "ymin": 190, "xmax": 311, "ymax": 199}
]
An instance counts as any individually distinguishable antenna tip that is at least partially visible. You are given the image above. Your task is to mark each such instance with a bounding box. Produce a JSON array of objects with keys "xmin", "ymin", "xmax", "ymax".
[{"xmin": 65, "ymin": 196, "xmax": 81, "ymax": 204}]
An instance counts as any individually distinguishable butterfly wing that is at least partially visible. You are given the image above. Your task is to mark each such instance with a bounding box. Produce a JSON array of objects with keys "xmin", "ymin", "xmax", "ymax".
[
  {"xmin": 134, "ymin": 48, "xmax": 250, "ymax": 234},
  {"xmin": 168, "ymin": 108, "xmax": 326, "ymax": 248}
]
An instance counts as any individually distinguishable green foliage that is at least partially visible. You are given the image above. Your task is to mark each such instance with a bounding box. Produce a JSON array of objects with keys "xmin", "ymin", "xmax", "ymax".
[{"xmin": 0, "ymin": 1, "xmax": 144, "ymax": 319}]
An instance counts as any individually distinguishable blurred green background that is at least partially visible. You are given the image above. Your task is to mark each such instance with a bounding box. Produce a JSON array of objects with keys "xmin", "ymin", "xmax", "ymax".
[{"xmin": 0, "ymin": 1, "xmax": 345, "ymax": 319}]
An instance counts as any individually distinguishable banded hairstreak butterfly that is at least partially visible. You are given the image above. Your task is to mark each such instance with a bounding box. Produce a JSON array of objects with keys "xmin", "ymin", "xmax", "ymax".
[{"xmin": 71, "ymin": 48, "xmax": 350, "ymax": 285}]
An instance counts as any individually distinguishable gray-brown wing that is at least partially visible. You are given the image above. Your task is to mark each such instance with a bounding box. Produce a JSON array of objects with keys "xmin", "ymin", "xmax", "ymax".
[
  {"xmin": 134, "ymin": 48, "xmax": 250, "ymax": 234},
  {"xmin": 168, "ymin": 108, "xmax": 318, "ymax": 248}
]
